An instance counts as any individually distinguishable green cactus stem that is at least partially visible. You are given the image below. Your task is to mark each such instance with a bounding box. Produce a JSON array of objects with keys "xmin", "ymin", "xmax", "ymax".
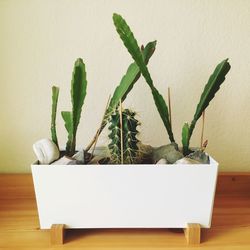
[
  {"xmin": 61, "ymin": 58, "xmax": 87, "ymax": 156},
  {"xmin": 108, "ymin": 109, "xmax": 140, "ymax": 164},
  {"xmin": 51, "ymin": 86, "xmax": 59, "ymax": 147}
]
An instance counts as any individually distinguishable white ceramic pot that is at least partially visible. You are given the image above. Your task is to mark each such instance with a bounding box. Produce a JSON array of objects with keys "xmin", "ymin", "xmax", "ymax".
[{"xmin": 31, "ymin": 157, "xmax": 218, "ymax": 229}]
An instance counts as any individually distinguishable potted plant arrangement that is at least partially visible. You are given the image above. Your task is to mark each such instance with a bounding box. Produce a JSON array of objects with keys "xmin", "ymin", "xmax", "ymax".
[{"xmin": 31, "ymin": 13, "xmax": 231, "ymax": 245}]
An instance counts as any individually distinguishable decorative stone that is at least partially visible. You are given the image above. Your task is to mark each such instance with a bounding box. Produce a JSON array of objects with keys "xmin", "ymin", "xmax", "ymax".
[
  {"xmin": 33, "ymin": 139, "xmax": 59, "ymax": 164},
  {"xmin": 175, "ymin": 157, "xmax": 201, "ymax": 164},
  {"xmin": 138, "ymin": 143, "xmax": 154, "ymax": 163},
  {"xmin": 156, "ymin": 158, "xmax": 168, "ymax": 164},
  {"xmin": 152, "ymin": 143, "xmax": 183, "ymax": 164},
  {"xmin": 88, "ymin": 155, "xmax": 109, "ymax": 165},
  {"xmin": 187, "ymin": 150, "xmax": 210, "ymax": 164},
  {"xmin": 72, "ymin": 151, "xmax": 85, "ymax": 164},
  {"xmin": 51, "ymin": 156, "xmax": 77, "ymax": 165}
]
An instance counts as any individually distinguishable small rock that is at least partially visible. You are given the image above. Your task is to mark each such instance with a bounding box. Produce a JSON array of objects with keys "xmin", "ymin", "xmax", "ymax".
[
  {"xmin": 156, "ymin": 158, "xmax": 168, "ymax": 164},
  {"xmin": 51, "ymin": 156, "xmax": 77, "ymax": 165},
  {"xmin": 153, "ymin": 143, "xmax": 183, "ymax": 164},
  {"xmin": 72, "ymin": 151, "xmax": 85, "ymax": 164},
  {"xmin": 88, "ymin": 155, "xmax": 110, "ymax": 165},
  {"xmin": 33, "ymin": 138, "xmax": 59, "ymax": 164},
  {"xmin": 187, "ymin": 150, "xmax": 210, "ymax": 164},
  {"xmin": 138, "ymin": 142, "xmax": 154, "ymax": 163},
  {"xmin": 175, "ymin": 157, "xmax": 201, "ymax": 164}
]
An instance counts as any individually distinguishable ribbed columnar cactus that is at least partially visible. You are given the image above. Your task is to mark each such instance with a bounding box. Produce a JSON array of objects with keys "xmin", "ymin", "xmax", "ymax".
[{"xmin": 108, "ymin": 109, "xmax": 140, "ymax": 164}]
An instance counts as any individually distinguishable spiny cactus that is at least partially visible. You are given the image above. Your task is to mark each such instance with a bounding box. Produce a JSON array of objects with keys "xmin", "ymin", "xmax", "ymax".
[{"xmin": 108, "ymin": 109, "xmax": 140, "ymax": 164}]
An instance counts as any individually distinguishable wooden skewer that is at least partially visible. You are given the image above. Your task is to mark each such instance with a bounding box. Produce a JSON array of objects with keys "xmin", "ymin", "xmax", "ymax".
[
  {"xmin": 90, "ymin": 96, "xmax": 111, "ymax": 158},
  {"xmin": 202, "ymin": 140, "xmax": 208, "ymax": 151},
  {"xmin": 119, "ymin": 99, "xmax": 124, "ymax": 164},
  {"xmin": 201, "ymin": 111, "xmax": 205, "ymax": 148},
  {"xmin": 168, "ymin": 87, "xmax": 172, "ymax": 129},
  {"xmin": 85, "ymin": 95, "xmax": 112, "ymax": 152}
]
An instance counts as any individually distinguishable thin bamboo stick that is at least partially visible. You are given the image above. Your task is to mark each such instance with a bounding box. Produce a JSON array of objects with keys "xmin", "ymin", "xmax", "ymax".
[
  {"xmin": 90, "ymin": 96, "xmax": 111, "ymax": 158},
  {"xmin": 85, "ymin": 97, "xmax": 111, "ymax": 152},
  {"xmin": 202, "ymin": 140, "xmax": 208, "ymax": 151}
]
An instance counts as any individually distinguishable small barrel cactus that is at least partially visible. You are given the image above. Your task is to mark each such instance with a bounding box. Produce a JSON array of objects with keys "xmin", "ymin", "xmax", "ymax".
[{"xmin": 108, "ymin": 109, "xmax": 140, "ymax": 164}]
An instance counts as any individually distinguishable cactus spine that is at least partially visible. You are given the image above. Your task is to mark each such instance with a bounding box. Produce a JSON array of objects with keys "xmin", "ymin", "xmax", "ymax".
[{"xmin": 108, "ymin": 109, "xmax": 140, "ymax": 164}]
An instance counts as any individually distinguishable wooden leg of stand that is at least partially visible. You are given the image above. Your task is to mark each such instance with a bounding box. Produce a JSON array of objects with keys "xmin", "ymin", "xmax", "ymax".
[
  {"xmin": 184, "ymin": 223, "xmax": 201, "ymax": 245},
  {"xmin": 51, "ymin": 224, "xmax": 65, "ymax": 245}
]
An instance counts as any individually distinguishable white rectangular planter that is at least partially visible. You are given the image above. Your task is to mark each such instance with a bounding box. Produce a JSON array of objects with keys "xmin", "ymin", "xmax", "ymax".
[{"xmin": 31, "ymin": 157, "xmax": 218, "ymax": 229}]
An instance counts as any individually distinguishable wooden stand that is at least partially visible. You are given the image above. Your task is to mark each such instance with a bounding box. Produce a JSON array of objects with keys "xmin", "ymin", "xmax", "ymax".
[
  {"xmin": 51, "ymin": 224, "xmax": 65, "ymax": 245},
  {"xmin": 50, "ymin": 223, "xmax": 201, "ymax": 245},
  {"xmin": 184, "ymin": 223, "xmax": 201, "ymax": 245}
]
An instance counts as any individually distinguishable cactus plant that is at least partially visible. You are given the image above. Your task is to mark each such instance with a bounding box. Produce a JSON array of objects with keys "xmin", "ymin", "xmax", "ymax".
[
  {"xmin": 182, "ymin": 59, "xmax": 231, "ymax": 155},
  {"xmin": 108, "ymin": 108, "xmax": 140, "ymax": 164},
  {"xmin": 113, "ymin": 13, "xmax": 231, "ymax": 156},
  {"xmin": 113, "ymin": 13, "xmax": 175, "ymax": 143},
  {"xmin": 85, "ymin": 41, "xmax": 156, "ymax": 152},
  {"xmin": 37, "ymin": 13, "xmax": 231, "ymax": 165},
  {"xmin": 51, "ymin": 86, "xmax": 59, "ymax": 147},
  {"xmin": 182, "ymin": 123, "xmax": 190, "ymax": 155},
  {"xmin": 61, "ymin": 58, "xmax": 87, "ymax": 156}
]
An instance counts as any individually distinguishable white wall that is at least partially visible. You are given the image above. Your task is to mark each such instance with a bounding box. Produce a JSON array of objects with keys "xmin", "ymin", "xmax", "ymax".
[{"xmin": 1, "ymin": 0, "xmax": 250, "ymax": 172}]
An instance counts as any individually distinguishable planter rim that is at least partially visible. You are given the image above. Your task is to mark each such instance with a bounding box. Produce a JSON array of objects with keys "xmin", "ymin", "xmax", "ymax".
[{"xmin": 32, "ymin": 155, "xmax": 218, "ymax": 167}]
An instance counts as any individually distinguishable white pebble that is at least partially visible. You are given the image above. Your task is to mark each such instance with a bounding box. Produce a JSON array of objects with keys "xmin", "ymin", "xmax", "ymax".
[{"xmin": 33, "ymin": 138, "xmax": 59, "ymax": 164}]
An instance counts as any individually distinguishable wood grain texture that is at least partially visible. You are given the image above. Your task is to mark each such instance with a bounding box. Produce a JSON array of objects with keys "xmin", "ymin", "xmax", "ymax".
[
  {"xmin": 0, "ymin": 173, "xmax": 250, "ymax": 249},
  {"xmin": 51, "ymin": 224, "xmax": 64, "ymax": 245},
  {"xmin": 216, "ymin": 172, "xmax": 250, "ymax": 195},
  {"xmin": 184, "ymin": 223, "xmax": 201, "ymax": 245}
]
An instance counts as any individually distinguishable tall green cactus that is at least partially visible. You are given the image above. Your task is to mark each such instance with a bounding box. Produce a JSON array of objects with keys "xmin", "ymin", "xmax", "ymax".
[
  {"xmin": 112, "ymin": 13, "xmax": 175, "ymax": 143},
  {"xmin": 182, "ymin": 59, "xmax": 231, "ymax": 155},
  {"xmin": 108, "ymin": 109, "xmax": 140, "ymax": 164},
  {"xmin": 62, "ymin": 58, "xmax": 87, "ymax": 156},
  {"xmin": 51, "ymin": 86, "xmax": 59, "ymax": 147}
]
